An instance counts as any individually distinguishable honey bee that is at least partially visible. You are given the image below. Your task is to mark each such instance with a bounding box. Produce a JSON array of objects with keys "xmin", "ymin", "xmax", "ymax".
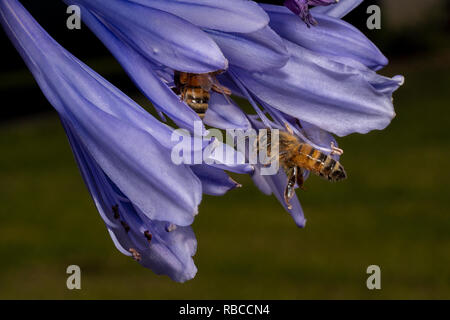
[
  {"xmin": 173, "ymin": 71, "xmax": 231, "ymax": 118},
  {"xmin": 263, "ymin": 129, "xmax": 347, "ymax": 209}
]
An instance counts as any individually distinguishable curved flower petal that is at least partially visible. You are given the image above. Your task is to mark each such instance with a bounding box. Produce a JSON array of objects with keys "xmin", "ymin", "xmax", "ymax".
[
  {"xmin": 66, "ymin": 0, "xmax": 227, "ymax": 73},
  {"xmin": 73, "ymin": 5, "xmax": 203, "ymax": 132},
  {"xmin": 203, "ymin": 92, "xmax": 251, "ymax": 130},
  {"xmin": 138, "ymin": 221, "xmax": 197, "ymax": 283},
  {"xmin": 191, "ymin": 165, "xmax": 241, "ymax": 196},
  {"xmin": 247, "ymin": 117, "xmax": 305, "ymax": 227},
  {"xmin": 129, "ymin": 0, "xmax": 269, "ymax": 33},
  {"xmin": 233, "ymin": 40, "xmax": 401, "ymax": 137},
  {"xmin": 0, "ymin": 0, "xmax": 202, "ymax": 226},
  {"xmin": 321, "ymin": 54, "xmax": 404, "ymax": 90},
  {"xmin": 263, "ymin": 5, "xmax": 388, "ymax": 70},
  {"xmin": 206, "ymin": 26, "xmax": 289, "ymax": 71},
  {"xmin": 254, "ymin": 167, "xmax": 306, "ymax": 228},
  {"xmin": 62, "ymin": 118, "xmax": 197, "ymax": 282},
  {"xmin": 311, "ymin": 0, "xmax": 363, "ymax": 18}
]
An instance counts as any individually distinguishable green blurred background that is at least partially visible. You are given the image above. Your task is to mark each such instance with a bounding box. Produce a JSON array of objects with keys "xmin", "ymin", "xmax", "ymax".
[{"xmin": 0, "ymin": 0, "xmax": 449, "ymax": 299}]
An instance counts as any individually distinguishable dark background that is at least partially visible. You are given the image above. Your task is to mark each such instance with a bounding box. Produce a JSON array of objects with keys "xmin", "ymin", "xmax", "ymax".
[{"xmin": 0, "ymin": 0, "xmax": 449, "ymax": 299}]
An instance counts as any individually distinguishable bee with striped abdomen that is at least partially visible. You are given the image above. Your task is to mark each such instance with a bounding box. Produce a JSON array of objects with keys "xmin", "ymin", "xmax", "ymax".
[
  {"xmin": 263, "ymin": 128, "xmax": 347, "ymax": 209},
  {"xmin": 173, "ymin": 71, "xmax": 231, "ymax": 118}
]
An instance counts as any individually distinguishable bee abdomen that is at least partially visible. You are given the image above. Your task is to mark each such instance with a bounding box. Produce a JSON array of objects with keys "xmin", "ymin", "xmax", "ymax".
[
  {"xmin": 319, "ymin": 155, "xmax": 347, "ymax": 182},
  {"xmin": 295, "ymin": 144, "xmax": 347, "ymax": 181}
]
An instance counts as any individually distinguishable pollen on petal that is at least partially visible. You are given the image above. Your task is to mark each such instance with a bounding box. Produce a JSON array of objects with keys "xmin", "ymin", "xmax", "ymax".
[{"xmin": 144, "ymin": 230, "xmax": 153, "ymax": 244}]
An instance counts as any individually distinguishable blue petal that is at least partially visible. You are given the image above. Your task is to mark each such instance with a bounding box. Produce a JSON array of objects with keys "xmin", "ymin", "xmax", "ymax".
[
  {"xmin": 205, "ymin": 139, "xmax": 254, "ymax": 174},
  {"xmin": 191, "ymin": 165, "xmax": 241, "ymax": 196},
  {"xmin": 203, "ymin": 92, "xmax": 251, "ymax": 130},
  {"xmin": 206, "ymin": 26, "xmax": 289, "ymax": 71},
  {"xmin": 311, "ymin": 0, "xmax": 363, "ymax": 18},
  {"xmin": 0, "ymin": 0, "xmax": 202, "ymax": 226},
  {"xmin": 298, "ymin": 121, "xmax": 337, "ymax": 152},
  {"xmin": 66, "ymin": 0, "xmax": 227, "ymax": 73},
  {"xmin": 62, "ymin": 118, "xmax": 197, "ymax": 282},
  {"xmin": 264, "ymin": 5, "xmax": 388, "ymax": 70},
  {"xmin": 318, "ymin": 55, "xmax": 405, "ymax": 92},
  {"xmin": 138, "ymin": 221, "xmax": 197, "ymax": 283},
  {"xmin": 129, "ymin": 0, "xmax": 269, "ymax": 33},
  {"xmin": 233, "ymin": 40, "xmax": 402, "ymax": 137},
  {"xmin": 74, "ymin": 5, "xmax": 203, "ymax": 132},
  {"xmin": 247, "ymin": 117, "xmax": 305, "ymax": 227}
]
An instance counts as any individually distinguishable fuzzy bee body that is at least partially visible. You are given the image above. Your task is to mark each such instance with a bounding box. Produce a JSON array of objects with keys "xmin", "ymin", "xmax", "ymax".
[
  {"xmin": 278, "ymin": 131, "xmax": 347, "ymax": 182},
  {"xmin": 264, "ymin": 130, "xmax": 347, "ymax": 209},
  {"xmin": 173, "ymin": 71, "xmax": 231, "ymax": 118}
]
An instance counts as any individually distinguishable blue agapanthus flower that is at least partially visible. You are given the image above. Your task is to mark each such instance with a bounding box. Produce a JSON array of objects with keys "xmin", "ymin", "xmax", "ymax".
[
  {"xmin": 1, "ymin": 0, "xmax": 404, "ymax": 282},
  {"xmin": 191, "ymin": 1, "xmax": 403, "ymax": 225},
  {"xmin": 0, "ymin": 0, "xmax": 252, "ymax": 282},
  {"xmin": 62, "ymin": 0, "xmax": 285, "ymax": 128},
  {"xmin": 219, "ymin": 3, "xmax": 403, "ymax": 135}
]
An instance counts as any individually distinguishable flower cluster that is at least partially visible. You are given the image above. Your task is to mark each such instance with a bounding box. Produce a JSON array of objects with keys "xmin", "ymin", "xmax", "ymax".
[{"xmin": 0, "ymin": 0, "xmax": 403, "ymax": 282}]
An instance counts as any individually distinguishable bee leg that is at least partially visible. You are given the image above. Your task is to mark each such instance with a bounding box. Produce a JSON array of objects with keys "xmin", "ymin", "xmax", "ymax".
[
  {"xmin": 330, "ymin": 142, "xmax": 344, "ymax": 156},
  {"xmin": 220, "ymin": 91, "xmax": 233, "ymax": 106},
  {"xmin": 284, "ymin": 167, "xmax": 298, "ymax": 210},
  {"xmin": 179, "ymin": 89, "xmax": 187, "ymax": 102},
  {"xmin": 296, "ymin": 167, "xmax": 306, "ymax": 190},
  {"xmin": 284, "ymin": 123, "xmax": 294, "ymax": 135}
]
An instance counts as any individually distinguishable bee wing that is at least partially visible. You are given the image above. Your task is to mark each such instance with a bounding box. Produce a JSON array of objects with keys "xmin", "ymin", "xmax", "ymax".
[{"xmin": 197, "ymin": 74, "xmax": 214, "ymax": 92}]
